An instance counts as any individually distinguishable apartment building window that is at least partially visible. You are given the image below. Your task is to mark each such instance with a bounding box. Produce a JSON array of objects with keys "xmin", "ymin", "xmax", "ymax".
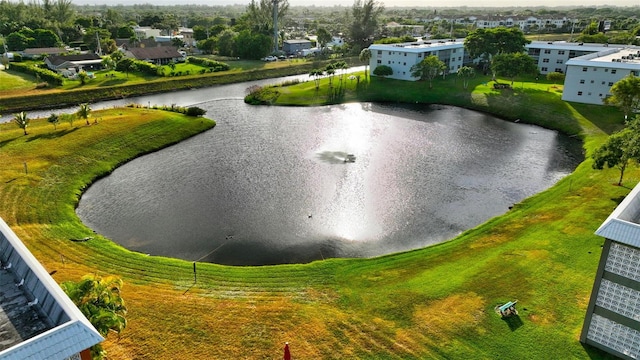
[
  {"xmin": 404, "ymin": 52, "xmax": 407, "ymax": 56},
  {"xmin": 605, "ymin": 69, "xmax": 609, "ymax": 72},
  {"xmin": 611, "ymin": 69, "xmax": 616, "ymax": 74},
  {"xmin": 591, "ymin": 80, "xmax": 594, "ymax": 83},
  {"xmin": 578, "ymin": 91, "xmax": 583, "ymax": 96},
  {"xmin": 388, "ymin": 61, "xmax": 391, "ymax": 64},
  {"xmin": 608, "ymin": 82, "xmax": 614, "ymax": 86},
  {"xmin": 555, "ymin": 68, "xmax": 562, "ymax": 72},
  {"xmin": 377, "ymin": 50, "xmax": 382, "ymax": 55},
  {"xmin": 452, "ymin": 49, "xmax": 456, "ymax": 53},
  {"xmin": 377, "ymin": 60, "xmax": 381, "ymax": 64},
  {"xmin": 403, "ymin": 62, "xmax": 406, "ymax": 66},
  {"xmin": 544, "ymin": 49, "xmax": 551, "ymax": 54},
  {"xmin": 556, "ymin": 59, "xmax": 563, "ymax": 64},
  {"xmin": 541, "ymin": 67, "xmax": 548, "ymax": 72},
  {"xmin": 580, "ymin": 79, "xmax": 585, "ymax": 84},
  {"xmin": 558, "ymin": 50, "xmax": 565, "ymax": 55},
  {"xmin": 582, "ymin": 67, "xmax": 588, "ymax": 72},
  {"xmin": 543, "ymin": 58, "xmax": 550, "ymax": 63}
]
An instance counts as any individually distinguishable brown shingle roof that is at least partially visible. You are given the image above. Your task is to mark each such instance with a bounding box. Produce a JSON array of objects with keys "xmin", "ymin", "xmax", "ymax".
[
  {"xmin": 45, "ymin": 53, "xmax": 102, "ymax": 67},
  {"xmin": 128, "ymin": 46, "xmax": 182, "ymax": 61}
]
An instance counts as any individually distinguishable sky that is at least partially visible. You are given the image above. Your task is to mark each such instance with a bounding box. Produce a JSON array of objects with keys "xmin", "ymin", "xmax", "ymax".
[{"xmin": 71, "ymin": 0, "xmax": 639, "ymax": 7}]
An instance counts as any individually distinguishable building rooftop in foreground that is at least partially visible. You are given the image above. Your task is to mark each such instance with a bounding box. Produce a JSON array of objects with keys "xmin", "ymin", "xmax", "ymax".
[
  {"xmin": 582, "ymin": 183, "xmax": 640, "ymax": 360},
  {"xmin": 595, "ymin": 183, "xmax": 640, "ymax": 248},
  {"xmin": 0, "ymin": 217, "xmax": 102, "ymax": 360}
]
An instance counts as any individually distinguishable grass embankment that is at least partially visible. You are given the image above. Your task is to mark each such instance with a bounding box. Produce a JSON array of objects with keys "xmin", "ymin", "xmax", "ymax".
[
  {"xmin": 0, "ymin": 57, "xmax": 360, "ymax": 113},
  {"xmin": 0, "ymin": 77, "xmax": 631, "ymax": 359}
]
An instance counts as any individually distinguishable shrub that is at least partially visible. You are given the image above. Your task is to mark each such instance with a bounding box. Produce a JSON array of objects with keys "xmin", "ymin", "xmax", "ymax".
[
  {"xmin": 244, "ymin": 85, "xmax": 279, "ymax": 105},
  {"xmin": 186, "ymin": 106, "xmax": 207, "ymax": 117},
  {"xmin": 186, "ymin": 56, "xmax": 230, "ymax": 72},
  {"xmin": 10, "ymin": 62, "xmax": 64, "ymax": 86}
]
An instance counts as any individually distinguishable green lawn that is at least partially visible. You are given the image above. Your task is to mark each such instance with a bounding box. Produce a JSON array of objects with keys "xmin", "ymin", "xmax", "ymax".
[
  {"xmin": 0, "ymin": 74, "xmax": 632, "ymax": 359},
  {"xmin": 0, "ymin": 68, "xmax": 38, "ymax": 93}
]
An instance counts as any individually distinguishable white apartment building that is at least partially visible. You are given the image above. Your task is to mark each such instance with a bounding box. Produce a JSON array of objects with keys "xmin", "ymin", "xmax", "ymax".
[
  {"xmin": 133, "ymin": 26, "xmax": 162, "ymax": 40},
  {"xmin": 526, "ymin": 41, "xmax": 616, "ymax": 75},
  {"xmin": 369, "ymin": 39, "xmax": 467, "ymax": 81},
  {"xmin": 582, "ymin": 182, "xmax": 640, "ymax": 360},
  {"xmin": 562, "ymin": 47, "xmax": 640, "ymax": 105}
]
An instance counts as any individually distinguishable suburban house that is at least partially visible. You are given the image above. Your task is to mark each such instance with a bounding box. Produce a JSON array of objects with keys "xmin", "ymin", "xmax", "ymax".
[
  {"xmin": 123, "ymin": 46, "xmax": 184, "ymax": 65},
  {"xmin": 368, "ymin": 39, "xmax": 467, "ymax": 81},
  {"xmin": 178, "ymin": 27, "xmax": 196, "ymax": 47},
  {"xmin": 0, "ymin": 217, "xmax": 103, "ymax": 359},
  {"xmin": 562, "ymin": 46, "xmax": 640, "ymax": 105},
  {"xmin": 283, "ymin": 39, "xmax": 312, "ymax": 56},
  {"xmin": 581, "ymin": 182, "xmax": 640, "ymax": 360},
  {"xmin": 116, "ymin": 38, "xmax": 163, "ymax": 51},
  {"xmin": 20, "ymin": 47, "xmax": 67, "ymax": 60},
  {"xmin": 44, "ymin": 53, "xmax": 103, "ymax": 72},
  {"xmin": 155, "ymin": 35, "xmax": 184, "ymax": 44}
]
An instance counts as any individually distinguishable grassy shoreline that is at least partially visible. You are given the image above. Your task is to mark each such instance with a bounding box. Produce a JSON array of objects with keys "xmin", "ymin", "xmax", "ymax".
[
  {"xmin": 0, "ymin": 57, "xmax": 361, "ymax": 113},
  {"xmin": 0, "ymin": 74, "xmax": 632, "ymax": 358}
]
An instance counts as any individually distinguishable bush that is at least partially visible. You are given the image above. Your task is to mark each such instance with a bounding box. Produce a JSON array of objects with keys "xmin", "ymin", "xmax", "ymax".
[
  {"xmin": 10, "ymin": 62, "xmax": 64, "ymax": 86},
  {"xmin": 186, "ymin": 106, "xmax": 207, "ymax": 117},
  {"xmin": 244, "ymin": 85, "xmax": 279, "ymax": 105},
  {"xmin": 133, "ymin": 60, "xmax": 159, "ymax": 76},
  {"xmin": 186, "ymin": 56, "xmax": 230, "ymax": 72}
]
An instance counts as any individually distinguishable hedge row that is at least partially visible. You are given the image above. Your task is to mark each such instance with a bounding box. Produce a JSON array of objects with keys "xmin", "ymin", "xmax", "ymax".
[
  {"xmin": 10, "ymin": 62, "xmax": 64, "ymax": 86},
  {"xmin": 186, "ymin": 57, "xmax": 230, "ymax": 72},
  {"xmin": 133, "ymin": 60, "xmax": 160, "ymax": 76}
]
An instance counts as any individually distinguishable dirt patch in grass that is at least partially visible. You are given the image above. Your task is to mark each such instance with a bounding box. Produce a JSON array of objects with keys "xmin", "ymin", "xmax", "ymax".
[{"xmin": 413, "ymin": 292, "xmax": 485, "ymax": 337}]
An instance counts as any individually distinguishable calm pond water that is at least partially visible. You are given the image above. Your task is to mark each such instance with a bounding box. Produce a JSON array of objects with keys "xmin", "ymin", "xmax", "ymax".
[{"xmin": 76, "ymin": 99, "xmax": 583, "ymax": 266}]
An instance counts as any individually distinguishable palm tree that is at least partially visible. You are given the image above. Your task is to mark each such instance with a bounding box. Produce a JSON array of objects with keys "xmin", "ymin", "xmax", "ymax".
[
  {"xmin": 47, "ymin": 113, "xmax": 60, "ymax": 130},
  {"xmin": 359, "ymin": 48, "xmax": 372, "ymax": 79},
  {"xmin": 77, "ymin": 103, "xmax": 92, "ymax": 125},
  {"xmin": 61, "ymin": 275, "xmax": 127, "ymax": 359},
  {"xmin": 457, "ymin": 66, "xmax": 475, "ymax": 89},
  {"xmin": 13, "ymin": 112, "xmax": 29, "ymax": 135},
  {"xmin": 309, "ymin": 69, "xmax": 324, "ymax": 89}
]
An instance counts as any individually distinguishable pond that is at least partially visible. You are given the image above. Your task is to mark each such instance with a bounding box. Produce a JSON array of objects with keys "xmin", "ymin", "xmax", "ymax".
[{"xmin": 76, "ymin": 99, "xmax": 583, "ymax": 266}]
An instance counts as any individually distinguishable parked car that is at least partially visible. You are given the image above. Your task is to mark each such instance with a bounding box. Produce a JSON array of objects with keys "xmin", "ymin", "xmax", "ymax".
[{"xmin": 262, "ymin": 56, "xmax": 277, "ymax": 62}]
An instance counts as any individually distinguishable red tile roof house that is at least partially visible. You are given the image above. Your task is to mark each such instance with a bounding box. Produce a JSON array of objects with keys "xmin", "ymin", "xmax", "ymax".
[
  {"xmin": 123, "ymin": 46, "xmax": 184, "ymax": 65},
  {"xmin": 0, "ymin": 217, "xmax": 102, "ymax": 360}
]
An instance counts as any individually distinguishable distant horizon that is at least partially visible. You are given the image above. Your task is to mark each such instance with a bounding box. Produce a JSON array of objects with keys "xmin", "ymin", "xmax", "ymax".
[{"xmin": 69, "ymin": 0, "xmax": 639, "ymax": 8}]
